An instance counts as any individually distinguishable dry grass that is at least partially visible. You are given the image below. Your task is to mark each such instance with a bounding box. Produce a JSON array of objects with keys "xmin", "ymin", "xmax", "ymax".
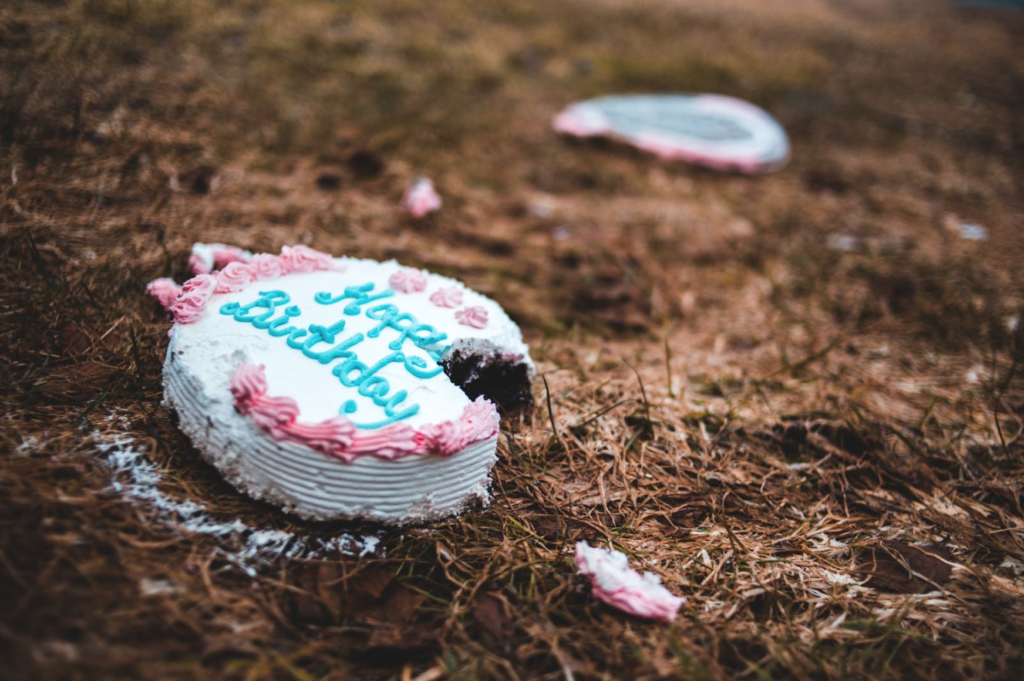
[{"xmin": 2, "ymin": 0, "xmax": 1024, "ymax": 679}]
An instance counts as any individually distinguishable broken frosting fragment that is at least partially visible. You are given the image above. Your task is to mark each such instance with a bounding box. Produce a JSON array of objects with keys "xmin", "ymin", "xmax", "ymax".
[
  {"xmin": 574, "ymin": 541, "xmax": 685, "ymax": 622},
  {"xmin": 401, "ymin": 178, "xmax": 442, "ymax": 218}
]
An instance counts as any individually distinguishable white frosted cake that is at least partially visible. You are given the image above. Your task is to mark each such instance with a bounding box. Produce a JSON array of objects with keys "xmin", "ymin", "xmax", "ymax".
[{"xmin": 147, "ymin": 245, "xmax": 533, "ymax": 525}]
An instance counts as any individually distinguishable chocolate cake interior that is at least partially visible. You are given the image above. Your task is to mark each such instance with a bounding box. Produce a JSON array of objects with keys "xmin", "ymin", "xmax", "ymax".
[{"xmin": 442, "ymin": 347, "xmax": 534, "ymax": 416}]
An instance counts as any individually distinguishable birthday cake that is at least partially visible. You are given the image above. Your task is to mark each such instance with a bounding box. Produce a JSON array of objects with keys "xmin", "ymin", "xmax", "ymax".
[{"xmin": 147, "ymin": 244, "xmax": 533, "ymax": 525}]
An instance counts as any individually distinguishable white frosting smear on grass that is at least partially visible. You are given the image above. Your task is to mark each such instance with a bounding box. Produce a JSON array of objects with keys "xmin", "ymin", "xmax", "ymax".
[{"xmin": 93, "ymin": 420, "xmax": 383, "ymax": 576}]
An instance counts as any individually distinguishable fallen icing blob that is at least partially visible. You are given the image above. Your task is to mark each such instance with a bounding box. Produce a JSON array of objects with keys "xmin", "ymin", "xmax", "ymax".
[
  {"xmin": 575, "ymin": 541, "xmax": 685, "ymax": 622},
  {"xmin": 401, "ymin": 178, "xmax": 442, "ymax": 217}
]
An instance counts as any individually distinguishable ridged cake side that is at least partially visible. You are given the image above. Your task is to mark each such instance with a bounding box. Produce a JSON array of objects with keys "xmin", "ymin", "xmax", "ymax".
[{"xmin": 164, "ymin": 343, "xmax": 498, "ymax": 525}]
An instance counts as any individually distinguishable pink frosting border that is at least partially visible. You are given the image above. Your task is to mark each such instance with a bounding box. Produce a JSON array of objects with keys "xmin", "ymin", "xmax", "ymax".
[
  {"xmin": 146, "ymin": 245, "xmax": 341, "ymax": 323},
  {"xmin": 189, "ymin": 245, "xmax": 252, "ymax": 275},
  {"xmin": 230, "ymin": 362, "xmax": 499, "ymax": 462}
]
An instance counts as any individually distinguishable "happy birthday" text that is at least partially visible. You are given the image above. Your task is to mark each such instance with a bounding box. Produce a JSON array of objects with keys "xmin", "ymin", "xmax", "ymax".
[{"xmin": 219, "ymin": 282, "xmax": 450, "ymax": 429}]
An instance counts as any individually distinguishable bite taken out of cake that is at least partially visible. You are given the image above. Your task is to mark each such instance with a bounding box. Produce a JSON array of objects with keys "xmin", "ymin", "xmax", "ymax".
[{"xmin": 147, "ymin": 244, "xmax": 533, "ymax": 526}]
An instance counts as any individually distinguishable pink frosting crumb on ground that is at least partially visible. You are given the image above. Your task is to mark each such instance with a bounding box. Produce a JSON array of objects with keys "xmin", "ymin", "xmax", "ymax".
[
  {"xmin": 401, "ymin": 178, "xmax": 442, "ymax": 218},
  {"xmin": 389, "ymin": 267, "xmax": 428, "ymax": 293},
  {"xmin": 229, "ymin": 363, "xmax": 499, "ymax": 462},
  {"xmin": 574, "ymin": 541, "xmax": 685, "ymax": 623}
]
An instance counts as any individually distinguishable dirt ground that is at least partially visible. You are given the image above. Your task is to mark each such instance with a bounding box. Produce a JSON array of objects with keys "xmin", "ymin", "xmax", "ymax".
[{"xmin": 2, "ymin": 0, "xmax": 1024, "ymax": 679}]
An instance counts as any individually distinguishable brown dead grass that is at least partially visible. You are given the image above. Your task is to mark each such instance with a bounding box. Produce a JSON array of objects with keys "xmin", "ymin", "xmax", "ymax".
[{"xmin": 2, "ymin": 0, "xmax": 1024, "ymax": 679}]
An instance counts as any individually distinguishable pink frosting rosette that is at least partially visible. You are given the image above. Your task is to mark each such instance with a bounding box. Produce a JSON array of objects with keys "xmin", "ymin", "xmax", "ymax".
[
  {"xmin": 281, "ymin": 245, "xmax": 334, "ymax": 273},
  {"xmin": 429, "ymin": 286, "xmax": 463, "ymax": 309},
  {"xmin": 455, "ymin": 305, "xmax": 488, "ymax": 329},
  {"xmin": 415, "ymin": 420, "xmax": 463, "ymax": 456},
  {"xmin": 460, "ymin": 396, "xmax": 499, "ymax": 440},
  {"xmin": 170, "ymin": 274, "xmax": 217, "ymax": 324},
  {"xmin": 212, "ymin": 247, "xmax": 251, "ymax": 271},
  {"xmin": 188, "ymin": 253, "xmax": 212, "ymax": 275},
  {"xmin": 250, "ymin": 253, "xmax": 285, "ymax": 280},
  {"xmin": 214, "ymin": 261, "xmax": 257, "ymax": 293},
  {"xmin": 389, "ymin": 268, "xmax": 428, "ymax": 294},
  {"xmin": 229, "ymin": 362, "xmax": 269, "ymax": 405},
  {"xmin": 188, "ymin": 245, "xmax": 252, "ymax": 275}
]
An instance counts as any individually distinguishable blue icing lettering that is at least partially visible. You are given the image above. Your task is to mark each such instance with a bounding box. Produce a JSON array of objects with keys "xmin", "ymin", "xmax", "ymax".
[
  {"xmin": 333, "ymin": 351, "xmax": 405, "ymax": 388},
  {"xmin": 336, "ymin": 395, "xmax": 419, "ymax": 429},
  {"xmin": 220, "ymin": 290, "xmax": 290, "ymax": 323},
  {"xmin": 364, "ymin": 303, "xmax": 449, "ymax": 356},
  {"xmin": 285, "ymin": 327, "xmax": 310, "ymax": 349},
  {"xmin": 315, "ymin": 283, "xmax": 394, "ymax": 315},
  {"xmin": 300, "ymin": 319, "xmax": 352, "ymax": 361},
  {"xmin": 358, "ymin": 376, "xmax": 391, "ymax": 401},
  {"xmin": 404, "ymin": 354, "xmax": 443, "ymax": 379},
  {"xmin": 224, "ymin": 285, "xmax": 450, "ymax": 430},
  {"xmin": 313, "ymin": 333, "xmax": 365, "ymax": 365},
  {"xmin": 265, "ymin": 305, "xmax": 304, "ymax": 337},
  {"xmin": 365, "ymin": 304, "xmax": 415, "ymax": 342}
]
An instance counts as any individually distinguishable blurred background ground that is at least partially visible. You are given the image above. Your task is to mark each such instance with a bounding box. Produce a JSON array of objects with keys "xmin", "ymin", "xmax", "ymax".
[{"xmin": 2, "ymin": 0, "xmax": 1024, "ymax": 679}]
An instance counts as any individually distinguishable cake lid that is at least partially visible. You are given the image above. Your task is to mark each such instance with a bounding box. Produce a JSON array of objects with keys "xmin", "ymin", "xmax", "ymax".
[{"xmin": 554, "ymin": 94, "xmax": 790, "ymax": 173}]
